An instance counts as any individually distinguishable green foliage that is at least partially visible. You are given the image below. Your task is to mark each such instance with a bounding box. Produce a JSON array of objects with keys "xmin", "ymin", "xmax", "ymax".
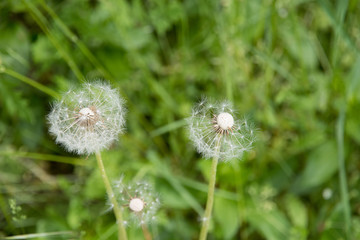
[{"xmin": 1, "ymin": 0, "xmax": 360, "ymax": 239}]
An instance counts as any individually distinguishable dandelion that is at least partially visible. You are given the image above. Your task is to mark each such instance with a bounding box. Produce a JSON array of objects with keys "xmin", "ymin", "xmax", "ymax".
[
  {"xmin": 322, "ymin": 188, "xmax": 333, "ymax": 200},
  {"xmin": 48, "ymin": 81, "xmax": 126, "ymax": 155},
  {"xmin": 47, "ymin": 81, "xmax": 128, "ymax": 240},
  {"xmin": 113, "ymin": 177, "xmax": 160, "ymax": 227},
  {"xmin": 188, "ymin": 98, "xmax": 256, "ymax": 240},
  {"xmin": 188, "ymin": 99, "xmax": 255, "ymax": 161}
]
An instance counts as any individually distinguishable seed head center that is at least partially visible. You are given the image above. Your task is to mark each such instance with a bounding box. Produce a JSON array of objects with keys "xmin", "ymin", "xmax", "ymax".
[
  {"xmin": 129, "ymin": 198, "xmax": 144, "ymax": 212},
  {"xmin": 79, "ymin": 107, "xmax": 95, "ymax": 118},
  {"xmin": 77, "ymin": 107, "xmax": 98, "ymax": 127},
  {"xmin": 217, "ymin": 112, "xmax": 234, "ymax": 130}
]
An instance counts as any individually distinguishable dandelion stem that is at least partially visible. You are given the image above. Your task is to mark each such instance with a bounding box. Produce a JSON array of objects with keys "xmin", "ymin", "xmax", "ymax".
[
  {"xmin": 141, "ymin": 224, "xmax": 152, "ymax": 240},
  {"xmin": 199, "ymin": 137, "xmax": 221, "ymax": 240},
  {"xmin": 95, "ymin": 151, "xmax": 128, "ymax": 240}
]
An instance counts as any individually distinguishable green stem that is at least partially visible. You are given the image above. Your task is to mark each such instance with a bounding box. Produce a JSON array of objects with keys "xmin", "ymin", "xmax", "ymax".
[
  {"xmin": 141, "ymin": 223, "xmax": 152, "ymax": 240},
  {"xmin": 199, "ymin": 138, "xmax": 221, "ymax": 240},
  {"xmin": 95, "ymin": 151, "xmax": 128, "ymax": 240},
  {"xmin": 336, "ymin": 109, "xmax": 351, "ymax": 237}
]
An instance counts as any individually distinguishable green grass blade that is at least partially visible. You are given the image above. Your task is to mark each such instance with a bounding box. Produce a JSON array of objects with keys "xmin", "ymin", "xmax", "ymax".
[
  {"xmin": 0, "ymin": 151, "xmax": 86, "ymax": 166},
  {"xmin": 148, "ymin": 153, "xmax": 204, "ymax": 215},
  {"xmin": 150, "ymin": 119, "xmax": 187, "ymax": 137},
  {"xmin": 336, "ymin": 108, "xmax": 351, "ymax": 237},
  {"xmin": 4, "ymin": 231, "xmax": 76, "ymax": 239},
  {"xmin": 0, "ymin": 68, "xmax": 60, "ymax": 99},
  {"xmin": 39, "ymin": 1, "xmax": 115, "ymax": 82},
  {"xmin": 21, "ymin": 0, "xmax": 85, "ymax": 81}
]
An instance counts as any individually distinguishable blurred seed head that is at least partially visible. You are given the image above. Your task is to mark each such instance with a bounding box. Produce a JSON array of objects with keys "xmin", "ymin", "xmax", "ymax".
[
  {"xmin": 187, "ymin": 98, "xmax": 256, "ymax": 161},
  {"xmin": 322, "ymin": 188, "xmax": 333, "ymax": 200},
  {"xmin": 47, "ymin": 81, "xmax": 126, "ymax": 155},
  {"xmin": 113, "ymin": 177, "xmax": 160, "ymax": 227}
]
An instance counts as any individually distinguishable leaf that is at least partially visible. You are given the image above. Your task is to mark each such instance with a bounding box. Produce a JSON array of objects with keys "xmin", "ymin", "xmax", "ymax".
[
  {"xmin": 292, "ymin": 141, "xmax": 338, "ymax": 194},
  {"xmin": 280, "ymin": 17, "xmax": 317, "ymax": 69},
  {"xmin": 213, "ymin": 198, "xmax": 239, "ymax": 239},
  {"xmin": 149, "ymin": 0, "xmax": 184, "ymax": 34},
  {"xmin": 284, "ymin": 194, "xmax": 308, "ymax": 228},
  {"xmin": 157, "ymin": 181, "xmax": 191, "ymax": 209},
  {"xmin": 248, "ymin": 209, "xmax": 291, "ymax": 240}
]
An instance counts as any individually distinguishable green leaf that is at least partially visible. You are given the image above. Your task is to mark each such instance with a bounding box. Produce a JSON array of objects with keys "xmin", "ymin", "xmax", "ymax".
[
  {"xmin": 292, "ymin": 141, "xmax": 338, "ymax": 194},
  {"xmin": 248, "ymin": 209, "xmax": 291, "ymax": 240},
  {"xmin": 214, "ymin": 198, "xmax": 239, "ymax": 239},
  {"xmin": 284, "ymin": 194, "xmax": 308, "ymax": 228}
]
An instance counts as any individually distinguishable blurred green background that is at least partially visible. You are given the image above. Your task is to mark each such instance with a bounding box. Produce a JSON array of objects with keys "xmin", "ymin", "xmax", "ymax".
[{"xmin": 1, "ymin": 0, "xmax": 360, "ymax": 239}]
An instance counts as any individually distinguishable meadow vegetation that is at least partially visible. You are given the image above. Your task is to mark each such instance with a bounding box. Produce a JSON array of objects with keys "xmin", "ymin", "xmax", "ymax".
[{"xmin": 1, "ymin": 0, "xmax": 360, "ymax": 239}]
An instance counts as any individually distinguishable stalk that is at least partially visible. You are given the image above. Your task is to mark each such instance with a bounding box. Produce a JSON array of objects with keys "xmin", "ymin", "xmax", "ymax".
[
  {"xmin": 199, "ymin": 137, "xmax": 221, "ymax": 240},
  {"xmin": 95, "ymin": 151, "xmax": 128, "ymax": 240},
  {"xmin": 141, "ymin": 224, "xmax": 152, "ymax": 240}
]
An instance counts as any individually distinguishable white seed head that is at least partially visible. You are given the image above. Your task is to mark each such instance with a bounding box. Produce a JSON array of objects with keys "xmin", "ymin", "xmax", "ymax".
[
  {"xmin": 322, "ymin": 188, "xmax": 333, "ymax": 200},
  {"xmin": 129, "ymin": 198, "xmax": 144, "ymax": 212},
  {"xmin": 48, "ymin": 81, "xmax": 126, "ymax": 155},
  {"xmin": 187, "ymin": 98, "xmax": 256, "ymax": 161},
  {"xmin": 113, "ymin": 177, "xmax": 160, "ymax": 227},
  {"xmin": 217, "ymin": 112, "xmax": 234, "ymax": 130}
]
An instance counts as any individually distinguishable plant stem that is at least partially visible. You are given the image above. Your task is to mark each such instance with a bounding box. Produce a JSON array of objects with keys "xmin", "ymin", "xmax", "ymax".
[
  {"xmin": 336, "ymin": 109, "xmax": 351, "ymax": 237},
  {"xmin": 199, "ymin": 138, "xmax": 221, "ymax": 240},
  {"xmin": 141, "ymin": 224, "xmax": 152, "ymax": 240},
  {"xmin": 95, "ymin": 151, "xmax": 128, "ymax": 240}
]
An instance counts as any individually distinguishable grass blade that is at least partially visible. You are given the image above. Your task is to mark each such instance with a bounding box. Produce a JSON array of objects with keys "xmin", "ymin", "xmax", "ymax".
[
  {"xmin": 0, "ymin": 68, "xmax": 60, "ymax": 99},
  {"xmin": 4, "ymin": 231, "xmax": 76, "ymax": 239},
  {"xmin": 336, "ymin": 108, "xmax": 351, "ymax": 237}
]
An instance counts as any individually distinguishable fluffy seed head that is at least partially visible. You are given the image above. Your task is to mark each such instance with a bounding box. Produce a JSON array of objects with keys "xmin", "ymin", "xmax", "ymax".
[
  {"xmin": 187, "ymin": 99, "xmax": 256, "ymax": 161},
  {"xmin": 113, "ymin": 177, "xmax": 160, "ymax": 227},
  {"xmin": 47, "ymin": 81, "xmax": 126, "ymax": 155}
]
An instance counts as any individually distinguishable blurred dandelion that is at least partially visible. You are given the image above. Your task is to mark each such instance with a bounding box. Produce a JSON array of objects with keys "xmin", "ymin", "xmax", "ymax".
[
  {"xmin": 188, "ymin": 98, "xmax": 256, "ymax": 240},
  {"xmin": 113, "ymin": 177, "xmax": 160, "ymax": 240},
  {"xmin": 322, "ymin": 188, "xmax": 333, "ymax": 200},
  {"xmin": 113, "ymin": 177, "xmax": 160, "ymax": 227},
  {"xmin": 188, "ymin": 98, "xmax": 255, "ymax": 162},
  {"xmin": 48, "ymin": 81, "xmax": 126, "ymax": 155}
]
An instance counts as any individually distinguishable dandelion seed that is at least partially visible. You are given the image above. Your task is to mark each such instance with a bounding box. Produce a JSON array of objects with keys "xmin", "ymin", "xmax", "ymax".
[
  {"xmin": 47, "ymin": 81, "xmax": 126, "ymax": 155},
  {"xmin": 187, "ymin": 98, "xmax": 255, "ymax": 161}
]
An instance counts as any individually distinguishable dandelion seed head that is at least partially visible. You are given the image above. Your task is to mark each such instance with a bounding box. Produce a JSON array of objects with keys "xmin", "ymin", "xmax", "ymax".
[
  {"xmin": 322, "ymin": 188, "xmax": 333, "ymax": 200},
  {"xmin": 113, "ymin": 177, "xmax": 160, "ymax": 227},
  {"xmin": 48, "ymin": 81, "xmax": 126, "ymax": 155},
  {"xmin": 187, "ymin": 98, "xmax": 256, "ymax": 161}
]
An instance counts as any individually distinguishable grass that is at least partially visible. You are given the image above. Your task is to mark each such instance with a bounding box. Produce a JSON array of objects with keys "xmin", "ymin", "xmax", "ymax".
[{"xmin": 0, "ymin": 0, "xmax": 359, "ymax": 239}]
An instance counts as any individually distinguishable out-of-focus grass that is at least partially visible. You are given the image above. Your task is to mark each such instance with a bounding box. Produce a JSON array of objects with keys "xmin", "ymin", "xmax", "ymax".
[{"xmin": 1, "ymin": 0, "xmax": 360, "ymax": 239}]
